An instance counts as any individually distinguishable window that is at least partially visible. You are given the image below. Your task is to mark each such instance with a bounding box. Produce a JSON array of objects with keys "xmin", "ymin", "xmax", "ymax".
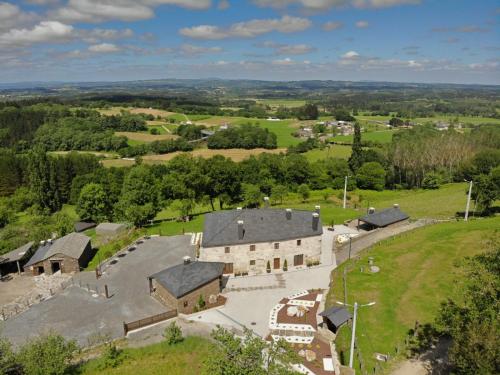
[
  {"xmin": 274, "ymin": 242, "xmax": 280, "ymax": 250},
  {"xmin": 224, "ymin": 246, "xmax": 230, "ymax": 253},
  {"xmin": 294, "ymin": 254, "xmax": 304, "ymax": 266},
  {"xmin": 250, "ymin": 260, "xmax": 256, "ymax": 266},
  {"xmin": 183, "ymin": 301, "xmax": 188, "ymax": 307},
  {"xmin": 250, "ymin": 244, "xmax": 256, "ymax": 251},
  {"xmin": 297, "ymin": 239, "xmax": 302, "ymax": 246}
]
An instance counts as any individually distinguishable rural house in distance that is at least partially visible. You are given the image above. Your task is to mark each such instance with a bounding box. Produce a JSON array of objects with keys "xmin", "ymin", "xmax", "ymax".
[
  {"xmin": 24, "ymin": 232, "xmax": 92, "ymax": 276},
  {"xmin": 199, "ymin": 208, "xmax": 322, "ymax": 275}
]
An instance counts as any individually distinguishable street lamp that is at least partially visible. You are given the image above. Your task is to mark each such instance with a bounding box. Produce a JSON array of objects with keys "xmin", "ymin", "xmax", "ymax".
[
  {"xmin": 464, "ymin": 179, "xmax": 473, "ymax": 222},
  {"xmin": 343, "ymin": 176, "xmax": 351, "ymax": 209},
  {"xmin": 336, "ymin": 300, "xmax": 376, "ymax": 368}
]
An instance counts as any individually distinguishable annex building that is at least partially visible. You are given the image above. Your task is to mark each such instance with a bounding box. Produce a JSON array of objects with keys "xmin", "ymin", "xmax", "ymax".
[{"xmin": 198, "ymin": 208, "xmax": 323, "ymax": 275}]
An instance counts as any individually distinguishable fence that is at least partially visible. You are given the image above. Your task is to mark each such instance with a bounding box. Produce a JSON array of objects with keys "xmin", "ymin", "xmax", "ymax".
[{"xmin": 123, "ymin": 309, "xmax": 178, "ymax": 335}]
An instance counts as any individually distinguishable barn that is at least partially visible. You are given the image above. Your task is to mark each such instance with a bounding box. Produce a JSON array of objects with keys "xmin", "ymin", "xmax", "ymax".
[
  {"xmin": 0, "ymin": 242, "xmax": 34, "ymax": 276},
  {"xmin": 24, "ymin": 233, "xmax": 93, "ymax": 276},
  {"xmin": 357, "ymin": 204, "xmax": 409, "ymax": 230},
  {"xmin": 148, "ymin": 258, "xmax": 224, "ymax": 314}
]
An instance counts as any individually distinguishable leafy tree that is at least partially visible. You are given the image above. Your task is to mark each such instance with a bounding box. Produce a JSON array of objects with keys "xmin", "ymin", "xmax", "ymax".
[
  {"xmin": 356, "ymin": 162, "xmax": 386, "ymax": 191},
  {"xmin": 297, "ymin": 184, "xmax": 310, "ymax": 202},
  {"xmin": 203, "ymin": 327, "xmax": 299, "ymax": 375},
  {"xmin": 297, "ymin": 104, "xmax": 319, "ymax": 120},
  {"xmin": 436, "ymin": 243, "xmax": 499, "ymax": 374},
  {"xmin": 242, "ymin": 183, "xmax": 263, "ymax": 208},
  {"xmin": 471, "ymin": 174, "xmax": 499, "ymax": 214},
  {"xmin": 422, "ymin": 172, "xmax": 441, "ymax": 189},
  {"xmin": 389, "ymin": 117, "xmax": 404, "ymax": 127},
  {"xmin": 52, "ymin": 211, "xmax": 74, "ymax": 237},
  {"xmin": 333, "ymin": 108, "xmax": 355, "ymax": 122},
  {"xmin": 271, "ymin": 184, "xmax": 288, "ymax": 205},
  {"xmin": 164, "ymin": 322, "xmax": 183, "ymax": 345},
  {"xmin": 17, "ymin": 332, "xmax": 78, "ymax": 375},
  {"xmin": 0, "ymin": 337, "xmax": 18, "ymax": 375},
  {"xmin": 348, "ymin": 122, "xmax": 363, "ymax": 172},
  {"xmin": 171, "ymin": 198, "xmax": 195, "ymax": 220},
  {"xmin": 149, "ymin": 127, "xmax": 159, "ymax": 135},
  {"xmin": 77, "ymin": 183, "xmax": 110, "ymax": 222},
  {"xmin": 28, "ymin": 148, "xmax": 61, "ymax": 212}
]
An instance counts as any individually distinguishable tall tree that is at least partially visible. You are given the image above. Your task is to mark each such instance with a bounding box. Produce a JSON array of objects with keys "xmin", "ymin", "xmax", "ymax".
[
  {"xmin": 28, "ymin": 148, "xmax": 61, "ymax": 212},
  {"xmin": 348, "ymin": 122, "xmax": 363, "ymax": 172},
  {"xmin": 77, "ymin": 183, "xmax": 110, "ymax": 222}
]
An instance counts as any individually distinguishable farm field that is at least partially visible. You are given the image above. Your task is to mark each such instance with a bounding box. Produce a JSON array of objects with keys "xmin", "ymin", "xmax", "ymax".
[
  {"xmin": 327, "ymin": 217, "xmax": 499, "ymax": 373},
  {"xmin": 356, "ymin": 114, "xmax": 500, "ymax": 126},
  {"xmin": 50, "ymin": 150, "xmax": 118, "ymax": 158},
  {"xmin": 79, "ymin": 336, "xmax": 213, "ymax": 375},
  {"xmin": 115, "ymin": 131, "xmax": 178, "ymax": 143},
  {"xmin": 332, "ymin": 130, "xmax": 395, "ymax": 144},
  {"xmin": 254, "ymin": 98, "xmax": 307, "ymax": 108},
  {"xmin": 98, "ymin": 107, "xmax": 175, "ymax": 117},
  {"xmin": 304, "ymin": 145, "xmax": 352, "ymax": 161}
]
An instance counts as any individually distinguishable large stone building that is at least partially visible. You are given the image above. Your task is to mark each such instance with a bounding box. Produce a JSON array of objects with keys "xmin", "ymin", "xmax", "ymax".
[
  {"xmin": 199, "ymin": 208, "xmax": 323, "ymax": 275},
  {"xmin": 148, "ymin": 259, "xmax": 225, "ymax": 314},
  {"xmin": 24, "ymin": 232, "xmax": 93, "ymax": 275}
]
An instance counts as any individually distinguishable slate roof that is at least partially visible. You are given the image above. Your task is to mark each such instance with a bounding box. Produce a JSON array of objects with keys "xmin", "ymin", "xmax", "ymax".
[
  {"xmin": 96, "ymin": 222, "xmax": 126, "ymax": 233},
  {"xmin": 319, "ymin": 306, "xmax": 352, "ymax": 328},
  {"xmin": 74, "ymin": 221, "xmax": 96, "ymax": 233},
  {"xmin": 202, "ymin": 208, "xmax": 323, "ymax": 247},
  {"xmin": 0, "ymin": 242, "xmax": 34, "ymax": 264},
  {"xmin": 358, "ymin": 207, "xmax": 409, "ymax": 228},
  {"xmin": 25, "ymin": 233, "xmax": 91, "ymax": 267},
  {"xmin": 150, "ymin": 261, "xmax": 225, "ymax": 298}
]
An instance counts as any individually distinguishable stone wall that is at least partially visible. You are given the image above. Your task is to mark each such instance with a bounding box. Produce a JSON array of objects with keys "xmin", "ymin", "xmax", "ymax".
[
  {"xmin": 199, "ymin": 235, "xmax": 322, "ymax": 275},
  {"xmin": 152, "ymin": 277, "xmax": 221, "ymax": 314},
  {"xmin": 28, "ymin": 242, "xmax": 92, "ymax": 276}
]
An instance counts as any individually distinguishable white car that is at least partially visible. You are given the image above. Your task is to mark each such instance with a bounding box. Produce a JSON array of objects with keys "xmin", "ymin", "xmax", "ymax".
[{"xmin": 336, "ymin": 233, "xmax": 358, "ymax": 244}]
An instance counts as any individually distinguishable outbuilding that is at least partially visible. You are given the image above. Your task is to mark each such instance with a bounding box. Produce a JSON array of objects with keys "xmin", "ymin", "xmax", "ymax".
[
  {"xmin": 24, "ymin": 233, "xmax": 92, "ymax": 276},
  {"xmin": 148, "ymin": 259, "xmax": 224, "ymax": 314},
  {"xmin": 357, "ymin": 204, "xmax": 409, "ymax": 230},
  {"xmin": 95, "ymin": 223, "xmax": 127, "ymax": 239},
  {"xmin": 319, "ymin": 306, "xmax": 352, "ymax": 333},
  {"xmin": 0, "ymin": 242, "xmax": 34, "ymax": 276}
]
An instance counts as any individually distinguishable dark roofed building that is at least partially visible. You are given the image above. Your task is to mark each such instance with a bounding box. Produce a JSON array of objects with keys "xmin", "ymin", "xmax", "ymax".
[
  {"xmin": 0, "ymin": 242, "xmax": 34, "ymax": 276},
  {"xmin": 200, "ymin": 208, "xmax": 323, "ymax": 275},
  {"xmin": 357, "ymin": 205, "xmax": 409, "ymax": 229},
  {"xmin": 319, "ymin": 306, "xmax": 352, "ymax": 333},
  {"xmin": 25, "ymin": 233, "xmax": 92, "ymax": 275},
  {"xmin": 74, "ymin": 221, "xmax": 97, "ymax": 233},
  {"xmin": 148, "ymin": 259, "xmax": 224, "ymax": 314}
]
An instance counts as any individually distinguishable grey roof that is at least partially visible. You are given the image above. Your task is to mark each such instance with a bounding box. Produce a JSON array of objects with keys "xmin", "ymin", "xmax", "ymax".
[
  {"xmin": 0, "ymin": 242, "xmax": 34, "ymax": 264},
  {"xmin": 150, "ymin": 261, "xmax": 224, "ymax": 298},
  {"xmin": 358, "ymin": 207, "xmax": 409, "ymax": 228},
  {"xmin": 96, "ymin": 222, "xmax": 126, "ymax": 233},
  {"xmin": 25, "ymin": 233, "xmax": 91, "ymax": 267},
  {"xmin": 202, "ymin": 208, "xmax": 323, "ymax": 247},
  {"xmin": 320, "ymin": 306, "xmax": 352, "ymax": 327},
  {"xmin": 74, "ymin": 221, "xmax": 96, "ymax": 233}
]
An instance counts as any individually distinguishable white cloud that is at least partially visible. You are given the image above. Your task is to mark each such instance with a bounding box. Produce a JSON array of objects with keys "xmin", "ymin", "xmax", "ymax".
[
  {"xmin": 0, "ymin": 2, "xmax": 38, "ymax": 32},
  {"xmin": 0, "ymin": 21, "xmax": 73, "ymax": 47},
  {"xmin": 341, "ymin": 50, "xmax": 359, "ymax": 59},
  {"xmin": 88, "ymin": 42, "xmax": 121, "ymax": 53},
  {"xmin": 322, "ymin": 21, "xmax": 343, "ymax": 31},
  {"xmin": 180, "ymin": 44, "xmax": 223, "ymax": 55},
  {"xmin": 272, "ymin": 57, "xmax": 295, "ymax": 65},
  {"xmin": 258, "ymin": 41, "xmax": 315, "ymax": 55},
  {"xmin": 51, "ymin": 0, "xmax": 211, "ymax": 23},
  {"xmin": 355, "ymin": 20, "xmax": 369, "ymax": 28},
  {"xmin": 179, "ymin": 15, "xmax": 311, "ymax": 39},
  {"xmin": 252, "ymin": 0, "xmax": 420, "ymax": 11},
  {"xmin": 79, "ymin": 28, "xmax": 134, "ymax": 43}
]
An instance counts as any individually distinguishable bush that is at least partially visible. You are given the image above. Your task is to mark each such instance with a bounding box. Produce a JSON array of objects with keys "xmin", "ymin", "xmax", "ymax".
[
  {"xmin": 197, "ymin": 294, "xmax": 206, "ymax": 310},
  {"xmin": 283, "ymin": 259, "xmax": 288, "ymax": 272},
  {"xmin": 422, "ymin": 172, "xmax": 441, "ymax": 189},
  {"xmin": 164, "ymin": 322, "xmax": 183, "ymax": 345},
  {"xmin": 297, "ymin": 184, "xmax": 310, "ymax": 202},
  {"xmin": 99, "ymin": 343, "xmax": 123, "ymax": 369},
  {"xmin": 266, "ymin": 260, "xmax": 271, "ymax": 273},
  {"xmin": 149, "ymin": 128, "xmax": 159, "ymax": 135}
]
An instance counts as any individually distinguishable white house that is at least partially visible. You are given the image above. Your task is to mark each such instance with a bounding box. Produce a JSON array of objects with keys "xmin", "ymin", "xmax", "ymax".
[{"xmin": 198, "ymin": 208, "xmax": 323, "ymax": 275}]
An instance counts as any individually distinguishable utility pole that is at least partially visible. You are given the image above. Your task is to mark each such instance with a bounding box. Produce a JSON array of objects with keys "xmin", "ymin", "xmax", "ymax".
[
  {"xmin": 343, "ymin": 176, "xmax": 348, "ymax": 209},
  {"xmin": 349, "ymin": 302, "xmax": 358, "ymax": 368},
  {"xmin": 465, "ymin": 180, "xmax": 473, "ymax": 221},
  {"xmin": 343, "ymin": 268, "xmax": 347, "ymax": 305},
  {"xmin": 349, "ymin": 237, "xmax": 352, "ymax": 260}
]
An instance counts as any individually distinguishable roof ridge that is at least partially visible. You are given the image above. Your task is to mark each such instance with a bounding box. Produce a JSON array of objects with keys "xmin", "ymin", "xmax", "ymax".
[{"xmin": 203, "ymin": 209, "xmax": 243, "ymax": 246}]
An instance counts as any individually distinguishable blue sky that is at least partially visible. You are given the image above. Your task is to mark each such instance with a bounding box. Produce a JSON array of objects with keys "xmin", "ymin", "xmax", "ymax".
[{"xmin": 0, "ymin": 0, "xmax": 498, "ymax": 84}]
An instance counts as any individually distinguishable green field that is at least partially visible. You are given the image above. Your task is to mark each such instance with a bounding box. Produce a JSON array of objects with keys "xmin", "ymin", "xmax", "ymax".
[
  {"xmin": 254, "ymin": 98, "xmax": 306, "ymax": 108},
  {"xmin": 327, "ymin": 217, "xmax": 499, "ymax": 373},
  {"xmin": 304, "ymin": 145, "xmax": 352, "ymax": 161},
  {"xmin": 356, "ymin": 114, "xmax": 500, "ymax": 126},
  {"xmin": 79, "ymin": 336, "xmax": 213, "ymax": 375},
  {"xmin": 332, "ymin": 130, "xmax": 395, "ymax": 144}
]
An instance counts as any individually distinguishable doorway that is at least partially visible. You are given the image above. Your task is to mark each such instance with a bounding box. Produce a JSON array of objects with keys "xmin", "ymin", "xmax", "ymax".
[
  {"xmin": 36, "ymin": 266, "xmax": 44, "ymax": 275},
  {"xmin": 273, "ymin": 258, "xmax": 280, "ymax": 269},
  {"xmin": 293, "ymin": 254, "xmax": 304, "ymax": 266},
  {"xmin": 51, "ymin": 261, "xmax": 61, "ymax": 274},
  {"xmin": 223, "ymin": 263, "xmax": 233, "ymax": 274}
]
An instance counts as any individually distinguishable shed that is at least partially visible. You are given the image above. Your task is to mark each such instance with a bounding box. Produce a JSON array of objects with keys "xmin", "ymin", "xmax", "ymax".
[
  {"xmin": 148, "ymin": 259, "xmax": 225, "ymax": 314},
  {"xmin": 95, "ymin": 223, "xmax": 127, "ymax": 237},
  {"xmin": 0, "ymin": 242, "xmax": 34, "ymax": 276},
  {"xmin": 357, "ymin": 205, "xmax": 409, "ymax": 229},
  {"xmin": 319, "ymin": 306, "xmax": 352, "ymax": 333},
  {"xmin": 74, "ymin": 221, "xmax": 97, "ymax": 233}
]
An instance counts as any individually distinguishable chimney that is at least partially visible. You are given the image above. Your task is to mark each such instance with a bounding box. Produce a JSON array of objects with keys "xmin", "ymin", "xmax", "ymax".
[
  {"xmin": 236, "ymin": 207, "xmax": 242, "ymax": 211},
  {"xmin": 368, "ymin": 207, "xmax": 375, "ymax": 214},
  {"xmin": 40, "ymin": 240, "xmax": 46, "ymax": 246},
  {"xmin": 263, "ymin": 196, "xmax": 270, "ymax": 208},
  {"xmin": 47, "ymin": 238, "xmax": 52, "ymax": 245},
  {"xmin": 237, "ymin": 220, "xmax": 244, "ymax": 240},
  {"xmin": 315, "ymin": 205, "xmax": 321, "ymax": 215},
  {"xmin": 285, "ymin": 208, "xmax": 292, "ymax": 220},
  {"xmin": 183, "ymin": 256, "xmax": 191, "ymax": 265},
  {"xmin": 312, "ymin": 213, "xmax": 320, "ymax": 231},
  {"xmin": 393, "ymin": 203, "xmax": 400, "ymax": 210}
]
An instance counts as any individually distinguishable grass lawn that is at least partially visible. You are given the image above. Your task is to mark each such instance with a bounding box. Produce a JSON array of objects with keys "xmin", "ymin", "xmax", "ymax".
[
  {"xmin": 79, "ymin": 336, "xmax": 213, "ymax": 375},
  {"xmin": 304, "ymin": 145, "xmax": 352, "ymax": 161},
  {"xmin": 332, "ymin": 130, "xmax": 395, "ymax": 144},
  {"xmin": 326, "ymin": 217, "xmax": 500, "ymax": 373}
]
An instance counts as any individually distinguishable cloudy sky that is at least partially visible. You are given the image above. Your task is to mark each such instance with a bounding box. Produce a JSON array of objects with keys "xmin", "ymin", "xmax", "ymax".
[{"xmin": 1, "ymin": 0, "xmax": 499, "ymax": 84}]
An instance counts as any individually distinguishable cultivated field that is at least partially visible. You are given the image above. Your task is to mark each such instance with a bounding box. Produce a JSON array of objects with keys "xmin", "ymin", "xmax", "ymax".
[
  {"xmin": 98, "ymin": 107, "xmax": 176, "ymax": 117},
  {"xmin": 115, "ymin": 131, "xmax": 178, "ymax": 143},
  {"xmin": 142, "ymin": 147, "xmax": 287, "ymax": 162},
  {"xmin": 327, "ymin": 217, "xmax": 499, "ymax": 372},
  {"xmin": 332, "ymin": 130, "xmax": 395, "ymax": 144}
]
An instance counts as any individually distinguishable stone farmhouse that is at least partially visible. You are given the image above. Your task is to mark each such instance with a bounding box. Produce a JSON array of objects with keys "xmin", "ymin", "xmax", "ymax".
[
  {"xmin": 24, "ymin": 232, "xmax": 92, "ymax": 276},
  {"xmin": 198, "ymin": 208, "xmax": 323, "ymax": 275},
  {"xmin": 148, "ymin": 259, "xmax": 225, "ymax": 314}
]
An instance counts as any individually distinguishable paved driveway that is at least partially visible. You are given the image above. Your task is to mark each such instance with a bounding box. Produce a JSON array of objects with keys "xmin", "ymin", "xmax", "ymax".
[{"xmin": 2, "ymin": 235, "xmax": 194, "ymax": 346}]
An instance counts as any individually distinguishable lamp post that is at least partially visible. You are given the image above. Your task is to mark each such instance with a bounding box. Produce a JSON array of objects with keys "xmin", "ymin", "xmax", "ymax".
[
  {"xmin": 337, "ymin": 301, "xmax": 376, "ymax": 368},
  {"xmin": 464, "ymin": 180, "xmax": 473, "ymax": 222}
]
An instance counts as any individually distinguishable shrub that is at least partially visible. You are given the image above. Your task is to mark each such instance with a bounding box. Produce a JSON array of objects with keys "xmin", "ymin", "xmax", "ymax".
[
  {"xmin": 266, "ymin": 260, "xmax": 271, "ymax": 273},
  {"xmin": 99, "ymin": 343, "xmax": 123, "ymax": 369},
  {"xmin": 283, "ymin": 259, "xmax": 288, "ymax": 272},
  {"xmin": 422, "ymin": 172, "xmax": 441, "ymax": 189},
  {"xmin": 149, "ymin": 128, "xmax": 159, "ymax": 135},
  {"xmin": 164, "ymin": 322, "xmax": 183, "ymax": 345},
  {"xmin": 197, "ymin": 294, "xmax": 206, "ymax": 310}
]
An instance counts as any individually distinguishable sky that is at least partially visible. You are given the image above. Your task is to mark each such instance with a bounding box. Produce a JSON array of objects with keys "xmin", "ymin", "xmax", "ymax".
[{"xmin": 0, "ymin": 0, "xmax": 499, "ymax": 84}]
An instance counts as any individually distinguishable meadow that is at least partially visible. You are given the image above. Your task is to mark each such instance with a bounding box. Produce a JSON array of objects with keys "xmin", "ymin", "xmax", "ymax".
[{"xmin": 326, "ymin": 217, "xmax": 499, "ymax": 373}]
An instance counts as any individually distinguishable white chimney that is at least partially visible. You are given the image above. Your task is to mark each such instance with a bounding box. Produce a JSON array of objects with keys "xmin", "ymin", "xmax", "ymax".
[
  {"xmin": 368, "ymin": 207, "xmax": 375, "ymax": 214},
  {"xmin": 286, "ymin": 208, "xmax": 292, "ymax": 220},
  {"xmin": 263, "ymin": 196, "xmax": 270, "ymax": 208},
  {"xmin": 236, "ymin": 207, "xmax": 242, "ymax": 211},
  {"xmin": 183, "ymin": 256, "xmax": 191, "ymax": 265},
  {"xmin": 315, "ymin": 205, "xmax": 321, "ymax": 215},
  {"xmin": 237, "ymin": 220, "xmax": 244, "ymax": 240},
  {"xmin": 312, "ymin": 213, "xmax": 320, "ymax": 231},
  {"xmin": 393, "ymin": 204, "xmax": 400, "ymax": 209}
]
